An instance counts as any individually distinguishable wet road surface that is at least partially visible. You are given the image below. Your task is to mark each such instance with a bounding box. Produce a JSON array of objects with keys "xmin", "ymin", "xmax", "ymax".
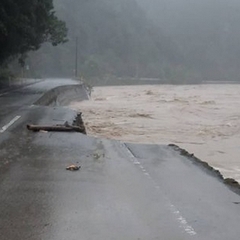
[
  {"xmin": 0, "ymin": 79, "xmax": 80, "ymax": 132},
  {"xmin": 0, "ymin": 79, "xmax": 240, "ymax": 240}
]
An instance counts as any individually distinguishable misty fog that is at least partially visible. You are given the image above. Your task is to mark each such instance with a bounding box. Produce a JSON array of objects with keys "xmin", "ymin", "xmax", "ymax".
[{"xmin": 25, "ymin": 0, "xmax": 240, "ymax": 83}]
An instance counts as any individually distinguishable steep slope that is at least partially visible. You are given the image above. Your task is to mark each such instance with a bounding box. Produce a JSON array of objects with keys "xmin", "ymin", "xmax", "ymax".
[
  {"xmin": 27, "ymin": 0, "xmax": 182, "ymax": 80},
  {"xmin": 137, "ymin": 0, "xmax": 240, "ymax": 80}
]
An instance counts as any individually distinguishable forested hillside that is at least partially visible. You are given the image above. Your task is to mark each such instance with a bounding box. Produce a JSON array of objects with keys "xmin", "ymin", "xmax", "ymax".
[
  {"xmin": 26, "ymin": 0, "xmax": 187, "ymax": 81},
  {"xmin": 137, "ymin": 0, "xmax": 240, "ymax": 81},
  {"xmin": 0, "ymin": 0, "xmax": 67, "ymax": 67},
  {"xmin": 3, "ymin": 0, "xmax": 240, "ymax": 82}
]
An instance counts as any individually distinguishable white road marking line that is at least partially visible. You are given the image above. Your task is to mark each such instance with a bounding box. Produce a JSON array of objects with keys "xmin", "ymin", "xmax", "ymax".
[
  {"xmin": 170, "ymin": 205, "xmax": 197, "ymax": 236},
  {"xmin": 123, "ymin": 143, "xmax": 197, "ymax": 236},
  {"xmin": 0, "ymin": 116, "xmax": 21, "ymax": 133},
  {"xmin": 0, "ymin": 89, "xmax": 16, "ymax": 97},
  {"xmin": 134, "ymin": 161, "xmax": 141, "ymax": 165}
]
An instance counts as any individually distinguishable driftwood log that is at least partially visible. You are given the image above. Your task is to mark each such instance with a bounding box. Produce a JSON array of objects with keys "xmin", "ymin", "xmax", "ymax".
[{"xmin": 27, "ymin": 124, "xmax": 85, "ymax": 133}]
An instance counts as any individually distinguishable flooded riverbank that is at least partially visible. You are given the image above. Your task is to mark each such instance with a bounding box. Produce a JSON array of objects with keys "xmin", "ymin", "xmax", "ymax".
[{"xmin": 70, "ymin": 84, "xmax": 240, "ymax": 182}]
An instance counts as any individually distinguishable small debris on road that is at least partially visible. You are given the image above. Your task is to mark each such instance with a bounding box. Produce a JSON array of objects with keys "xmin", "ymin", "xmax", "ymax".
[
  {"xmin": 39, "ymin": 130, "xmax": 48, "ymax": 133},
  {"xmin": 224, "ymin": 178, "xmax": 240, "ymax": 187},
  {"xmin": 66, "ymin": 165, "xmax": 81, "ymax": 171}
]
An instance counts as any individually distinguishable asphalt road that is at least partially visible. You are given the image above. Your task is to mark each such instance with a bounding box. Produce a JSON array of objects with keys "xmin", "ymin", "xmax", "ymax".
[{"xmin": 0, "ymin": 79, "xmax": 240, "ymax": 240}]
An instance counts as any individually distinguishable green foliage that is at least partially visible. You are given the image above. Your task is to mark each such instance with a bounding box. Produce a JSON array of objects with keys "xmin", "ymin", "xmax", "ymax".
[
  {"xmin": 0, "ymin": 0, "xmax": 67, "ymax": 65},
  {"xmin": 27, "ymin": 0, "xmax": 182, "ymax": 80},
  {"xmin": 163, "ymin": 65, "xmax": 200, "ymax": 84},
  {"xmin": 81, "ymin": 57, "xmax": 101, "ymax": 78},
  {"xmin": 137, "ymin": 0, "xmax": 240, "ymax": 81},
  {"xmin": 0, "ymin": 68, "xmax": 14, "ymax": 83}
]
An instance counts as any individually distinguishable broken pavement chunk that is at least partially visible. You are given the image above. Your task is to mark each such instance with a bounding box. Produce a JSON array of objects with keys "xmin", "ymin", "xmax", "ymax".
[{"xmin": 66, "ymin": 165, "xmax": 81, "ymax": 171}]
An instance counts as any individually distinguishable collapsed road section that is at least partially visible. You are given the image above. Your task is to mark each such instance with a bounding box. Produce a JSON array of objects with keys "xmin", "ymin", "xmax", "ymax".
[
  {"xmin": 27, "ymin": 83, "xmax": 89, "ymax": 134},
  {"xmin": 1, "ymin": 80, "xmax": 240, "ymax": 240},
  {"xmin": 169, "ymin": 144, "xmax": 240, "ymax": 196},
  {"xmin": 27, "ymin": 113, "xmax": 86, "ymax": 134},
  {"xmin": 29, "ymin": 82, "xmax": 240, "ymax": 196},
  {"xmin": 34, "ymin": 83, "xmax": 90, "ymax": 107}
]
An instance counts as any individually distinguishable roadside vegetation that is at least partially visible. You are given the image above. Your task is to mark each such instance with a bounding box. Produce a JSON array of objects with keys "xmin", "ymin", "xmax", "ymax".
[
  {"xmin": 27, "ymin": 0, "xmax": 240, "ymax": 84},
  {"xmin": 0, "ymin": 0, "xmax": 67, "ymax": 84},
  {"xmin": 27, "ymin": 0, "xmax": 195, "ymax": 83},
  {"xmin": 1, "ymin": 0, "xmax": 240, "ymax": 84}
]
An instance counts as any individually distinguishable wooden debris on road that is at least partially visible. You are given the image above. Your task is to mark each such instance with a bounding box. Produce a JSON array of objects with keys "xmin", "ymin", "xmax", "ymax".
[{"xmin": 27, "ymin": 124, "xmax": 85, "ymax": 133}]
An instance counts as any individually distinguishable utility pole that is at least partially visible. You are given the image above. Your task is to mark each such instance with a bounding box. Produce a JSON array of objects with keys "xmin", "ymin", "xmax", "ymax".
[
  {"xmin": 135, "ymin": 60, "xmax": 139, "ymax": 79},
  {"xmin": 75, "ymin": 37, "xmax": 78, "ymax": 78}
]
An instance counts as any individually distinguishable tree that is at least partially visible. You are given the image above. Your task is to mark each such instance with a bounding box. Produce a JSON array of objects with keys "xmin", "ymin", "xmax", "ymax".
[
  {"xmin": 28, "ymin": 0, "xmax": 182, "ymax": 79},
  {"xmin": 0, "ymin": 0, "xmax": 67, "ymax": 65}
]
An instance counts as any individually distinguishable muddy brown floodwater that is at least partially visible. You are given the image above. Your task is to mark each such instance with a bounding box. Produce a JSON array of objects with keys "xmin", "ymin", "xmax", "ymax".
[{"xmin": 70, "ymin": 84, "xmax": 240, "ymax": 183}]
